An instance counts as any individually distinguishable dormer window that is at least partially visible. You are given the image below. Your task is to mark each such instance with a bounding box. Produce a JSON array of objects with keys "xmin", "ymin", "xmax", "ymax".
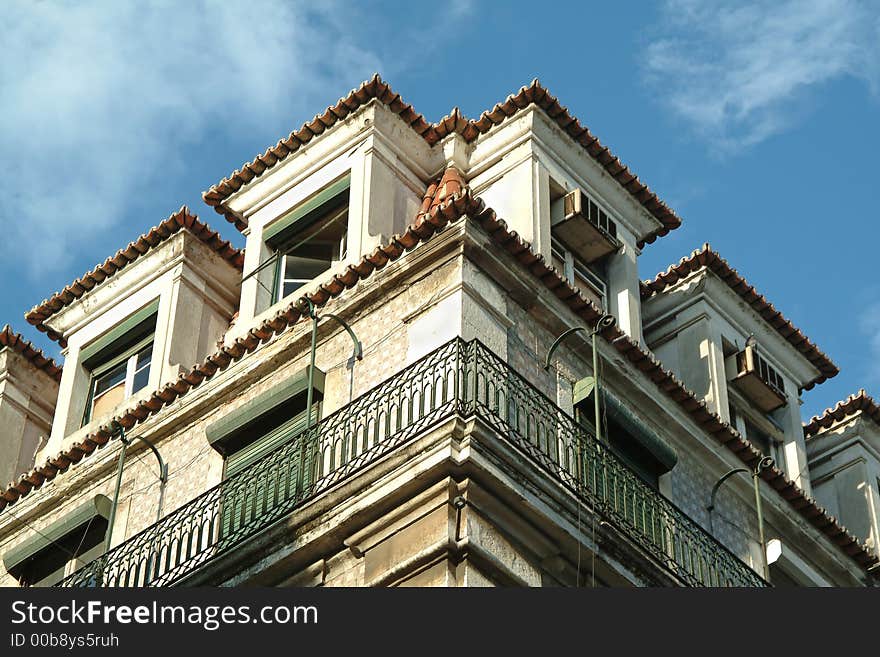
[
  {"xmin": 263, "ymin": 175, "xmax": 350, "ymax": 303},
  {"xmin": 87, "ymin": 342, "xmax": 152, "ymax": 421},
  {"xmin": 729, "ymin": 402, "xmax": 783, "ymax": 464},
  {"xmin": 275, "ymin": 217, "xmax": 347, "ymax": 301},
  {"xmin": 551, "ymin": 237, "xmax": 607, "ymax": 309},
  {"xmin": 80, "ymin": 301, "xmax": 158, "ymax": 426}
]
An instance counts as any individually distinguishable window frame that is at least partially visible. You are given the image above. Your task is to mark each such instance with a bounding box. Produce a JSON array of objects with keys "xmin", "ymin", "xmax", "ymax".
[
  {"xmin": 3, "ymin": 495, "xmax": 111, "ymax": 588},
  {"xmin": 18, "ymin": 519, "xmax": 108, "ymax": 587},
  {"xmin": 82, "ymin": 335, "xmax": 154, "ymax": 426},
  {"xmin": 272, "ymin": 203, "xmax": 349, "ymax": 303},
  {"xmin": 259, "ymin": 175, "xmax": 351, "ymax": 306},
  {"xmin": 550, "ymin": 237, "xmax": 608, "ymax": 308},
  {"xmin": 729, "ymin": 394, "xmax": 786, "ymax": 465}
]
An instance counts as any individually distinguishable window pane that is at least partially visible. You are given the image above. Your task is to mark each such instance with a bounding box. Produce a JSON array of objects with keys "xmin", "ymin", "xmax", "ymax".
[
  {"xmin": 131, "ymin": 344, "xmax": 152, "ymax": 393},
  {"xmin": 745, "ymin": 420, "xmax": 773, "ymax": 458},
  {"xmin": 282, "ymin": 280, "xmax": 306, "ymax": 298},
  {"xmin": 135, "ymin": 344, "xmax": 152, "ymax": 371},
  {"xmin": 93, "ymin": 361, "xmax": 127, "ymax": 396},
  {"xmin": 278, "ymin": 246, "xmax": 334, "ymax": 300},
  {"xmin": 132, "ymin": 364, "xmax": 150, "ymax": 393},
  {"xmin": 92, "ymin": 382, "xmax": 125, "ymax": 419},
  {"xmin": 572, "ymin": 261, "xmax": 606, "ymax": 309},
  {"xmin": 284, "ymin": 251, "xmax": 333, "ymax": 280},
  {"xmin": 274, "ymin": 201, "xmax": 348, "ymax": 301}
]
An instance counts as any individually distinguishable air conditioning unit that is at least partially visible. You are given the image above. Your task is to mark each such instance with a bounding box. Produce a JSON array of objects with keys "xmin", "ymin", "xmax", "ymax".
[
  {"xmin": 552, "ymin": 189, "xmax": 620, "ymax": 263},
  {"xmin": 729, "ymin": 344, "xmax": 787, "ymax": 412}
]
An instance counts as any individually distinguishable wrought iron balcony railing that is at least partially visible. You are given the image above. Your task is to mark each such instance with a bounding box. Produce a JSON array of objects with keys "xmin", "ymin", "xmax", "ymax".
[{"xmin": 59, "ymin": 338, "xmax": 766, "ymax": 588}]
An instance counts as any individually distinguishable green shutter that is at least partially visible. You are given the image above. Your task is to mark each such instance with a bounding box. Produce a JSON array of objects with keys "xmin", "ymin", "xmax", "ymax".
[
  {"xmin": 3, "ymin": 495, "xmax": 112, "ymax": 574},
  {"xmin": 81, "ymin": 299, "xmax": 160, "ymax": 369},
  {"xmin": 206, "ymin": 366, "xmax": 324, "ymax": 456},
  {"xmin": 220, "ymin": 406, "xmax": 319, "ymax": 542},
  {"xmin": 263, "ymin": 175, "xmax": 350, "ymax": 247},
  {"xmin": 602, "ymin": 391, "xmax": 678, "ymax": 473},
  {"xmin": 207, "ymin": 366, "xmax": 326, "ymax": 543},
  {"xmin": 224, "ymin": 407, "xmax": 315, "ymax": 478}
]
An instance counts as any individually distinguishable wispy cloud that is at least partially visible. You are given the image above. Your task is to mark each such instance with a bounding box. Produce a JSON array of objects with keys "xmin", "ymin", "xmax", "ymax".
[
  {"xmin": 0, "ymin": 1, "xmax": 388, "ymax": 277},
  {"xmin": 642, "ymin": 0, "xmax": 880, "ymax": 152}
]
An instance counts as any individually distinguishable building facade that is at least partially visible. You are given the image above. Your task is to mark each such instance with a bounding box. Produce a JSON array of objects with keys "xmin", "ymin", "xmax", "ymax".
[{"xmin": 0, "ymin": 76, "xmax": 877, "ymax": 587}]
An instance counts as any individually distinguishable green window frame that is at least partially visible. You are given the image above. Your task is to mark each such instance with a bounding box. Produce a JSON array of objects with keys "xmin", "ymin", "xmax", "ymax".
[
  {"xmin": 264, "ymin": 175, "xmax": 351, "ymax": 303},
  {"xmin": 80, "ymin": 301, "xmax": 159, "ymax": 427},
  {"xmin": 82, "ymin": 335, "xmax": 154, "ymax": 426}
]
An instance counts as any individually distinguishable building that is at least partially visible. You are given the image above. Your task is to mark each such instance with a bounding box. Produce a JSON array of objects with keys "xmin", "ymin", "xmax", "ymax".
[{"xmin": 0, "ymin": 76, "xmax": 877, "ymax": 587}]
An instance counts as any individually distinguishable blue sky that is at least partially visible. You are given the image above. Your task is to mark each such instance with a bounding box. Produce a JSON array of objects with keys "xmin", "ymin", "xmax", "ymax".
[{"xmin": 2, "ymin": 0, "xmax": 878, "ymax": 420}]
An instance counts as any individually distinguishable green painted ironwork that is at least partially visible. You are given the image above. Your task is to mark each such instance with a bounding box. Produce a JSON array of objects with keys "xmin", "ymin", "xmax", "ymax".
[{"xmin": 58, "ymin": 338, "xmax": 766, "ymax": 588}]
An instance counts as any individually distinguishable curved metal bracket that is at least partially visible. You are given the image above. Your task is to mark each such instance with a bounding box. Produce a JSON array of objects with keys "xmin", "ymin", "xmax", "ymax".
[
  {"xmin": 543, "ymin": 315, "xmax": 616, "ymax": 371},
  {"xmin": 115, "ymin": 425, "xmax": 168, "ymax": 523},
  {"xmin": 320, "ymin": 313, "xmax": 363, "ymax": 361},
  {"xmin": 122, "ymin": 433, "xmax": 168, "ymax": 486},
  {"xmin": 755, "ymin": 455, "xmax": 774, "ymax": 475},
  {"xmin": 296, "ymin": 296, "xmax": 318, "ymax": 319},
  {"xmin": 544, "ymin": 327, "xmax": 589, "ymax": 370},
  {"xmin": 707, "ymin": 467, "xmax": 750, "ymax": 513}
]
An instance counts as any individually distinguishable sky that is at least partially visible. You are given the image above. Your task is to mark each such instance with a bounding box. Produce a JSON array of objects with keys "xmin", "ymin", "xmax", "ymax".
[{"xmin": 1, "ymin": 0, "xmax": 878, "ymax": 421}]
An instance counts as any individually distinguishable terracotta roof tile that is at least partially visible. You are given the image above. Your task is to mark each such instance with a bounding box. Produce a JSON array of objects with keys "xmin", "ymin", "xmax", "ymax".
[
  {"xmin": 24, "ymin": 207, "xmax": 244, "ymax": 347},
  {"xmin": 202, "ymin": 76, "xmax": 681, "ymax": 246},
  {"xmin": 4, "ymin": 177, "xmax": 872, "ymax": 572},
  {"xmin": 0, "ymin": 325, "xmax": 62, "ymax": 382},
  {"xmin": 804, "ymin": 389, "xmax": 880, "ymax": 437},
  {"xmin": 641, "ymin": 243, "xmax": 838, "ymax": 390}
]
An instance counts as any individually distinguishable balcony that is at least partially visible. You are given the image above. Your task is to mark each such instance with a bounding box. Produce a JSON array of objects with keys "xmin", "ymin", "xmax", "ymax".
[
  {"xmin": 730, "ymin": 345, "xmax": 787, "ymax": 412},
  {"xmin": 551, "ymin": 189, "xmax": 621, "ymax": 264},
  {"xmin": 58, "ymin": 338, "xmax": 766, "ymax": 588}
]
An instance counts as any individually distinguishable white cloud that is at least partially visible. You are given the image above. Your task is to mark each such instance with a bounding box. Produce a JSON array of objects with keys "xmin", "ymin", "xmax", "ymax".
[
  {"xmin": 0, "ymin": 1, "xmax": 388, "ymax": 277},
  {"xmin": 642, "ymin": 0, "xmax": 880, "ymax": 152}
]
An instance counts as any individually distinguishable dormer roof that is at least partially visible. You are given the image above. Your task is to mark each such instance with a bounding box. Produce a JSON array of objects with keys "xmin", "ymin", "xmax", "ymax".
[
  {"xmin": 804, "ymin": 390, "xmax": 880, "ymax": 437},
  {"xmin": 202, "ymin": 75, "xmax": 681, "ymax": 246},
  {"xmin": 0, "ymin": 325, "xmax": 62, "ymax": 382},
  {"xmin": 24, "ymin": 207, "xmax": 244, "ymax": 347},
  {"xmin": 641, "ymin": 243, "xmax": 838, "ymax": 390}
]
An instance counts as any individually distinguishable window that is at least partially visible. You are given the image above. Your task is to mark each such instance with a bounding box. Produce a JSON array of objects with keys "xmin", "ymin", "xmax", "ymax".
[
  {"xmin": 551, "ymin": 237, "xmax": 607, "ymax": 309},
  {"xmin": 80, "ymin": 301, "xmax": 158, "ymax": 426},
  {"xmin": 275, "ymin": 210, "xmax": 348, "ymax": 301},
  {"xmin": 206, "ymin": 368, "xmax": 325, "ymax": 542},
  {"xmin": 3, "ymin": 495, "xmax": 110, "ymax": 587},
  {"xmin": 262, "ymin": 176, "xmax": 351, "ymax": 303},
  {"xmin": 744, "ymin": 418, "xmax": 779, "ymax": 463},
  {"xmin": 574, "ymin": 390, "xmax": 678, "ymax": 490},
  {"xmin": 86, "ymin": 341, "xmax": 152, "ymax": 423}
]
